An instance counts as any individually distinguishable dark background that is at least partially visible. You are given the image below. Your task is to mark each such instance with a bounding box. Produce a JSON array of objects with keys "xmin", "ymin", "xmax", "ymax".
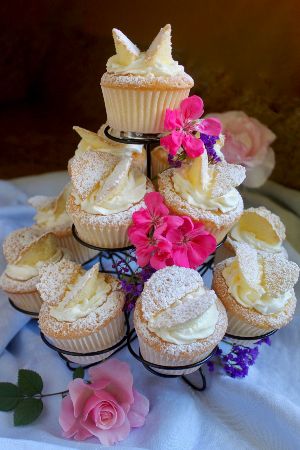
[{"xmin": 1, "ymin": 0, "xmax": 299, "ymax": 188}]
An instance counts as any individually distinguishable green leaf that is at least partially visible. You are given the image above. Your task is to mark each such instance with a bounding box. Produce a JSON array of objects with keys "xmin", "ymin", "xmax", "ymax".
[
  {"xmin": 0, "ymin": 383, "xmax": 21, "ymax": 411},
  {"xmin": 14, "ymin": 398, "xmax": 43, "ymax": 426},
  {"xmin": 73, "ymin": 367, "xmax": 84, "ymax": 380},
  {"xmin": 18, "ymin": 369, "xmax": 43, "ymax": 396}
]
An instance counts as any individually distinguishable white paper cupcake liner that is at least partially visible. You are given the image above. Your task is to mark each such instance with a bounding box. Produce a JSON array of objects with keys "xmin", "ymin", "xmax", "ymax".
[
  {"xmin": 46, "ymin": 313, "xmax": 126, "ymax": 364},
  {"xmin": 72, "ymin": 218, "xmax": 131, "ymax": 249},
  {"xmin": 102, "ymin": 87, "xmax": 190, "ymax": 134},
  {"xmin": 8, "ymin": 290, "xmax": 43, "ymax": 315},
  {"xmin": 226, "ymin": 313, "xmax": 274, "ymax": 346},
  {"xmin": 138, "ymin": 336, "xmax": 212, "ymax": 376},
  {"xmin": 59, "ymin": 234, "xmax": 98, "ymax": 263}
]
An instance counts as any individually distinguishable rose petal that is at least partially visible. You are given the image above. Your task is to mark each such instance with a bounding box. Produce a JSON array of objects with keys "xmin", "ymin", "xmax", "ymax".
[
  {"xmin": 182, "ymin": 134, "xmax": 205, "ymax": 158},
  {"xmin": 160, "ymin": 131, "xmax": 183, "ymax": 156},
  {"xmin": 180, "ymin": 95, "xmax": 204, "ymax": 121},
  {"xmin": 243, "ymin": 147, "xmax": 275, "ymax": 188},
  {"xmin": 197, "ymin": 117, "xmax": 222, "ymax": 136},
  {"xmin": 68, "ymin": 379, "xmax": 93, "ymax": 419},
  {"xmin": 89, "ymin": 359, "xmax": 134, "ymax": 408},
  {"xmin": 83, "ymin": 416, "xmax": 131, "ymax": 446},
  {"xmin": 59, "ymin": 395, "xmax": 92, "ymax": 440},
  {"xmin": 128, "ymin": 389, "xmax": 150, "ymax": 428}
]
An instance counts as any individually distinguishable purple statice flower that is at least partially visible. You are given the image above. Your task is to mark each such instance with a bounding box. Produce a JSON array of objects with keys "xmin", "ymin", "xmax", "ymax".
[
  {"xmin": 257, "ymin": 336, "xmax": 272, "ymax": 346},
  {"xmin": 168, "ymin": 153, "xmax": 182, "ymax": 168},
  {"xmin": 221, "ymin": 345, "xmax": 259, "ymax": 378},
  {"xmin": 206, "ymin": 361, "xmax": 215, "ymax": 372},
  {"xmin": 200, "ymin": 133, "xmax": 221, "ymax": 163}
]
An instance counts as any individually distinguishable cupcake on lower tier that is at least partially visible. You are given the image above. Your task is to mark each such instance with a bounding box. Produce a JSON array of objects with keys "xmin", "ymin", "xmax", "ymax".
[
  {"xmin": 101, "ymin": 25, "xmax": 193, "ymax": 134},
  {"xmin": 212, "ymin": 244, "xmax": 299, "ymax": 342},
  {"xmin": 28, "ymin": 183, "xmax": 97, "ymax": 264},
  {"xmin": 158, "ymin": 151, "xmax": 246, "ymax": 243},
  {"xmin": 67, "ymin": 150, "xmax": 154, "ymax": 248},
  {"xmin": 0, "ymin": 228, "xmax": 64, "ymax": 315},
  {"xmin": 134, "ymin": 266, "xmax": 227, "ymax": 375},
  {"xmin": 38, "ymin": 259, "xmax": 126, "ymax": 364}
]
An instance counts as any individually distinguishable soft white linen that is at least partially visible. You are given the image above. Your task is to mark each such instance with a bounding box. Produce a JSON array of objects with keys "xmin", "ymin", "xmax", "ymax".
[{"xmin": 0, "ymin": 172, "xmax": 299, "ymax": 450}]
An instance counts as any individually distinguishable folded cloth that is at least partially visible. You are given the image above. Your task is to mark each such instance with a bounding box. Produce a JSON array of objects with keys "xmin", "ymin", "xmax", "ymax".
[{"xmin": 0, "ymin": 172, "xmax": 299, "ymax": 450}]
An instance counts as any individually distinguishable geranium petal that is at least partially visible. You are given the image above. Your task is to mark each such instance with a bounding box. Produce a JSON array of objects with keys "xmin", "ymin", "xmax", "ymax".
[
  {"xmin": 144, "ymin": 191, "xmax": 169, "ymax": 218},
  {"xmin": 164, "ymin": 108, "xmax": 183, "ymax": 130},
  {"xmin": 128, "ymin": 389, "xmax": 150, "ymax": 428},
  {"xmin": 89, "ymin": 360, "xmax": 134, "ymax": 407},
  {"xmin": 182, "ymin": 134, "xmax": 205, "ymax": 158},
  {"xmin": 160, "ymin": 131, "xmax": 183, "ymax": 156},
  {"xmin": 180, "ymin": 95, "xmax": 204, "ymax": 121},
  {"xmin": 197, "ymin": 117, "xmax": 222, "ymax": 136}
]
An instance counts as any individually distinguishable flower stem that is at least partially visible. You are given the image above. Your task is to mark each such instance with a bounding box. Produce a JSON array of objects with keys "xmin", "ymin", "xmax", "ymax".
[{"xmin": 34, "ymin": 390, "xmax": 69, "ymax": 398}]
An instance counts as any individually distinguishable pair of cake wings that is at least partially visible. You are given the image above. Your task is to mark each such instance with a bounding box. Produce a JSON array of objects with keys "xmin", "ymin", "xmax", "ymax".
[{"xmin": 112, "ymin": 24, "xmax": 173, "ymax": 66}]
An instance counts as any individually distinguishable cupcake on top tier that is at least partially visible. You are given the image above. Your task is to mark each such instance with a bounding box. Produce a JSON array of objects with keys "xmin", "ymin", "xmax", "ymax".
[
  {"xmin": 28, "ymin": 184, "xmax": 96, "ymax": 264},
  {"xmin": 72, "ymin": 125, "xmax": 147, "ymax": 174},
  {"xmin": 0, "ymin": 228, "xmax": 63, "ymax": 314},
  {"xmin": 38, "ymin": 259, "xmax": 125, "ymax": 364},
  {"xmin": 101, "ymin": 24, "xmax": 194, "ymax": 134},
  {"xmin": 67, "ymin": 150, "xmax": 154, "ymax": 248},
  {"xmin": 158, "ymin": 150, "xmax": 246, "ymax": 243},
  {"xmin": 212, "ymin": 244, "xmax": 299, "ymax": 339},
  {"xmin": 134, "ymin": 266, "xmax": 227, "ymax": 375}
]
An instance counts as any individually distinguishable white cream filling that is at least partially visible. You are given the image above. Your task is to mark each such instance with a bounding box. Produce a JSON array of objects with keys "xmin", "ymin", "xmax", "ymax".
[
  {"xmin": 230, "ymin": 225, "xmax": 282, "ymax": 252},
  {"xmin": 149, "ymin": 303, "xmax": 219, "ymax": 344},
  {"xmin": 173, "ymin": 171, "xmax": 239, "ymax": 213},
  {"xmin": 5, "ymin": 249, "xmax": 63, "ymax": 282},
  {"xmin": 107, "ymin": 52, "xmax": 184, "ymax": 77},
  {"xmin": 35, "ymin": 209, "xmax": 72, "ymax": 229},
  {"xmin": 75, "ymin": 169, "xmax": 146, "ymax": 215},
  {"xmin": 50, "ymin": 276, "xmax": 111, "ymax": 322},
  {"xmin": 222, "ymin": 260, "xmax": 291, "ymax": 314}
]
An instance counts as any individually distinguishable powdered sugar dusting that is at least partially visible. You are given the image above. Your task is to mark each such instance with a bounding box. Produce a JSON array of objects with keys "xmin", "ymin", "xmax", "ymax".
[
  {"xmin": 211, "ymin": 162, "xmax": 246, "ymax": 198},
  {"xmin": 3, "ymin": 227, "xmax": 44, "ymax": 264},
  {"xmin": 236, "ymin": 243, "xmax": 260, "ymax": 288},
  {"xmin": 245, "ymin": 207, "xmax": 286, "ymax": 242},
  {"xmin": 262, "ymin": 254, "xmax": 299, "ymax": 297}
]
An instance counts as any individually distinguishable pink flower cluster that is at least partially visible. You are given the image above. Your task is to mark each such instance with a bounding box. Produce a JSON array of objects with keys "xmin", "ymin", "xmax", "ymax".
[
  {"xmin": 59, "ymin": 359, "xmax": 149, "ymax": 446},
  {"xmin": 160, "ymin": 95, "xmax": 222, "ymax": 158},
  {"xmin": 128, "ymin": 192, "xmax": 217, "ymax": 270}
]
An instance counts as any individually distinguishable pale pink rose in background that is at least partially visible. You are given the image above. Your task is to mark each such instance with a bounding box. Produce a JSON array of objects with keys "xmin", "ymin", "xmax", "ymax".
[
  {"xmin": 59, "ymin": 359, "xmax": 149, "ymax": 445},
  {"xmin": 209, "ymin": 111, "xmax": 276, "ymax": 187}
]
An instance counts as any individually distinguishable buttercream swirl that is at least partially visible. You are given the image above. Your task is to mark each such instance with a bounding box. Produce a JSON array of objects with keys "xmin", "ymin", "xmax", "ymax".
[
  {"xmin": 230, "ymin": 225, "xmax": 282, "ymax": 253},
  {"xmin": 222, "ymin": 259, "xmax": 291, "ymax": 314},
  {"xmin": 173, "ymin": 171, "xmax": 239, "ymax": 213},
  {"xmin": 50, "ymin": 275, "xmax": 111, "ymax": 322},
  {"xmin": 107, "ymin": 52, "xmax": 184, "ymax": 77},
  {"xmin": 75, "ymin": 169, "xmax": 146, "ymax": 215},
  {"xmin": 5, "ymin": 249, "xmax": 63, "ymax": 282}
]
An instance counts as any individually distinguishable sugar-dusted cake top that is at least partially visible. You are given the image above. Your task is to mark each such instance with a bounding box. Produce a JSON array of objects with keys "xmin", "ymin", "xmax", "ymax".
[{"xmin": 106, "ymin": 24, "xmax": 192, "ymax": 80}]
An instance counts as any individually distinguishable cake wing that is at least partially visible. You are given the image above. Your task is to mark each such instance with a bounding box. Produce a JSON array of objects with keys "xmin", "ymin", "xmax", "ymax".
[
  {"xmin": 262, "ymin": 254, "xmax": 299, "ymax": 297},
  {"xmin": 235, "ymin": 243, "xmax": 261, "ymax": 289},
  {"xmin": 69, "ymin": 151, "xmax": 120, "ymax": 200},
  {"xmin": 15, "ymin": 232, "xmax": 60, "ymax": 266},
  {"xmin": 95, "ymin": 156, "xmax": 132, "ymax": 203},
  {"xmin": 73, "ymin": 126, "xmax": 105, "ymax": 149},
  {"xmin": 3, "ymin": 227, "xmax": 43, "ymax": 264},
  {"xmin": 241, "ymin": 207, "xmax": 286, "ymax": 244},
  {"xmin": 145, "ymin": 24, "xmax": 173, "ymax": 64},
  {"xmin": 112, "ymin": 28, "xmax": 140, "ymax": 65},
  {"xmin": 28, "ymin": 195, "xmax": 56, "ymax": 211},
  {"xmin": 211, "ymin": 161, "xmax": 245, "ymax": 198}
]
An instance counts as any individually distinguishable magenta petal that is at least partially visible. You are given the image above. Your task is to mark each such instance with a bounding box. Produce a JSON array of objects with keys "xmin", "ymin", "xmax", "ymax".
[
  {"xmin": 172, "ymin": 246, "xmax": 190, "ymax": 268},
  {"xmin": 89, "ymin": 359, "xmax": 134, "ymax": 406},
  {"xmin": 164, "ymin": 108, "xmax": 182, "ymax": 131},
  {"xmin": 160, "ymin": 131, "xmax": 183, "ymax": 156},
  {"xmin": 128, "ymin": 389, "xmax": 150, "ymax": 428},
  {"xmin": 182, "ymin": 134, "xmax": 205, "ymax": 158},
  {"xmin": 180, "ymin": 95, "xmax": 204, "ymax": 121},
  {"xmin": 197, "ymin": 117, "xmax": 222, "ymax": 136},
  {"xmin": 144, "ymin": 191, "xmax": 169, "ymax": 218}
]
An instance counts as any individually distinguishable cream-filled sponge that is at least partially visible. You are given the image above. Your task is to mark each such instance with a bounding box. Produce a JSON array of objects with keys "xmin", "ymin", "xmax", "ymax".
[
  {"xmin": 212, "ymin": 244, "xmax": 299, "ymax": 337},
  {"xmin": 67, "ymin": 150, "xmax": 154, "ymax": 248},
  {"xmin": 134, "ymin": 266, "xmax": 227, "ymax": 374}
]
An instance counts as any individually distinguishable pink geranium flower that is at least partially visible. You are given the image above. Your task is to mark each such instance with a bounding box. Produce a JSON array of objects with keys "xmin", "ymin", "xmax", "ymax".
[
  {"xmin": 59, "ymin": 359, "xmax": 149, "ymax": 446},
  {"xmin": 165, "ymin": 216, "xmax": 217, "ymax": 269},
  {"xmin": 131, "ymin": 192, "xmax": 169, "ymax": 234},
  {"xmin": 160, "ymin": 95, "xmax": 222, "ymax": 158},
  {"xmin": 128, "ymin": 226, "xmax": 173, "ymax": 270}
]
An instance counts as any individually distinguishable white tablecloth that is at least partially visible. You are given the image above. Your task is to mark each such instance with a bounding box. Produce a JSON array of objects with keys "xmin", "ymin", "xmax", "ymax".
[{"xmin": 0, "ymin": 172, "xmax": 299, "ymax": 450}]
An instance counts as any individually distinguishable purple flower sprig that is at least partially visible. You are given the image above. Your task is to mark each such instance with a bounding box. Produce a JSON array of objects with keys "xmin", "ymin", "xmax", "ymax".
[
  {"xmin": 200, "ymin": 133, "xmax": 221, "ymax": 163},
  {"xmin": 207, "ymin": 338, "xmax": 271, "ymax": 378}
]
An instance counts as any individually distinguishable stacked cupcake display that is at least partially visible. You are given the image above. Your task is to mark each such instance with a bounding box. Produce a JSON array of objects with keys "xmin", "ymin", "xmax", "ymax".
[{"xmin": 0, "ymin": 24, "xmax": 299, "ymax": 385}]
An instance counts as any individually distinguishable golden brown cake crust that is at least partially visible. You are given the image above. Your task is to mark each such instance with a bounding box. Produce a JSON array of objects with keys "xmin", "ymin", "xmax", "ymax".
[
  {"xmin": 212, "ymin": 261, "xmax": 297, "ymax": 330},
  {"xmin": 101, "ymin": 72, "xmax": 194, "ymax": 90}
]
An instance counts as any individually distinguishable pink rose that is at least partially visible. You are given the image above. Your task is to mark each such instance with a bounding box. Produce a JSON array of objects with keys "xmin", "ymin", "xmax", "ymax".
[
  {"xmin": 211, "ymin": 111, "xmax": 276, "ymax": 187},
  {"xmin": 59, "ymin": 359, "xmax": 149, "ymax": 445}
]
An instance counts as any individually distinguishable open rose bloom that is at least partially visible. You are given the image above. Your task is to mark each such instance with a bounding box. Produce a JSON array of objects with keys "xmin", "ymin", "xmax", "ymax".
[
  {"xmin": 211, "ymin": 111, "xmax": 276, "ymax": 188},
  {"xmin": 59, "ymin": 359, "xmax": 149, "ymax": 445}
]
